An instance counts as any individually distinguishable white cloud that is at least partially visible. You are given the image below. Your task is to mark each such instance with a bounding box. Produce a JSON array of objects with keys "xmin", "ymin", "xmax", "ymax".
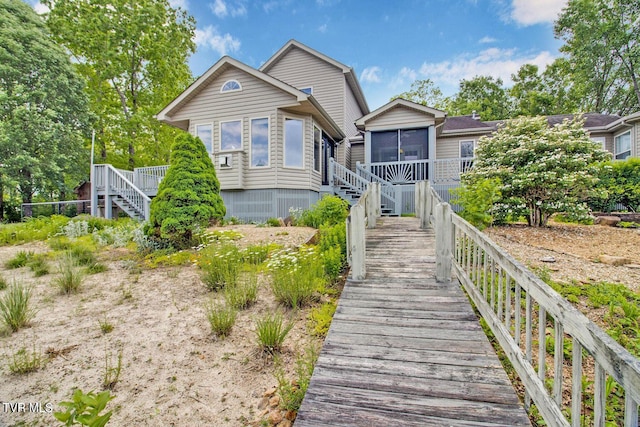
[
  {"xmin": 419, "ymin": 48, "xmax": 556, "ymax": 90},
  {"xmin": 318, "ymin": 23, "xmax": 328, "ymax": 33},
  {"xmin": 210, "ymin": 0, "xmax": 247, "ymax": 18},
  {"xmin": 479, "ymin": 36, "xmax": 497, "ymax": 44},
  {"xmin": 360, "ymin": 66, "xmax": 382, "ymax": 84},
  {"xmin": 169, "ymin": 0, "xmax": 188, "ymax": 10},
  {"xmin": 28, "ymin": 1, "xmax": 49, "ymax": 14},
  {"xmin": 511, "ymin": 0, "xmax": 568, "ymax": 26},
  {"xmin": 194, "ymin": 26, "xmax": 241, "ymax": 56},
  {"xmin": 388, "ymin": 67, "xmax": 418, "ymax": 89}
]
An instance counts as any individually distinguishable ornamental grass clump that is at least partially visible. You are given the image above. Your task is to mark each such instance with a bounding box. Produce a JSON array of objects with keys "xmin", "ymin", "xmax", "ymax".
[
  {"xmin": 268, "ymin": 247, "xmax": 323, "ymax": 309},
  {"xmin": 224, "ymin": 271, "xmax": 258, "ymax": 310},
  {"xmin": 255, "ymin": 311, "xmax": 293, "ymax": 354},
  {"xmin": 199, "ymin": 243, "xmax": 242, "ymax": 291},
  {"xmin": 0, "ymin": 281, "xmax": 36, "ymax": 332},
  {"xmin": 54, "ymin": 253, "xmax": 84, "ymax": 295},
  {"xmin": 205, "ymin": 300, "xmax": 237, "ymax": 338}
]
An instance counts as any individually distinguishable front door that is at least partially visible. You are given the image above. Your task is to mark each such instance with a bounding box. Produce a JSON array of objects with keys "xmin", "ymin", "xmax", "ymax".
[{"xmin": 322, "ymin": 134, "xmax": 335, "ymax": 186}]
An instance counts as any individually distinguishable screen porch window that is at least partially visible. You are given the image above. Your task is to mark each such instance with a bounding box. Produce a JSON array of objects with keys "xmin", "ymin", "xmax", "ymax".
[
  {"xmin": 220, "ymin": 120, "xmax": 242, "ymax": 151},
  {"xmin": 371, "ymin": 128, "xmax": 429, "ymax": 163},
  {"xmin": 614, "ymin": 131, "xmax": 631, "ymax": 160},
  {"xmin": 195, "ymin": 124, "xmax": 213, "ymax": 154}
]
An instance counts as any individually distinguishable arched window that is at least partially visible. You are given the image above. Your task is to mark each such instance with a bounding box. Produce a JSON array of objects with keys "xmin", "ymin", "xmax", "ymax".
[{"xmin": 220, "ymin": 79, "xmax": 242, "ymax": 93}]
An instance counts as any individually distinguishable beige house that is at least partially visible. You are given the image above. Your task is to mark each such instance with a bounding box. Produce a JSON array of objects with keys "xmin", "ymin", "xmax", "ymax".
[{"xmin": 91, "ymin": 40, "xmax": 640, "ymax": 221}]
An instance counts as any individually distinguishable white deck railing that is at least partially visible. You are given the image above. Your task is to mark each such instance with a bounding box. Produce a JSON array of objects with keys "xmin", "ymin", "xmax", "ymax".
[
  {"xmin": 134, "ymin": 165, "xmax": 168, "ymax": 195},
  {"xmin": 92, "ymin": 164, "xmax": 151, "ymax": 220},
  {"xmin": 416, "ymin": 181, "xmax": 640, "ymax": 427},
  {"xmin": 359, "ymin": 158, "xmax": 474, "ymax": 185}
]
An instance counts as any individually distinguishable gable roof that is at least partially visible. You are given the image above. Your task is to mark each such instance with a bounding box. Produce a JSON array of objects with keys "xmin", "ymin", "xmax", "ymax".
[
  {"xmin": 156, "ymin": 55, "xmax": 344, "ymax": 139},
  {"xmin": 355, "ymin": 98, "xmax": 446, "ymax": 129},
  {"xmin": 260, "ymin": 39, "xmax": 369, "ymax": 115}
]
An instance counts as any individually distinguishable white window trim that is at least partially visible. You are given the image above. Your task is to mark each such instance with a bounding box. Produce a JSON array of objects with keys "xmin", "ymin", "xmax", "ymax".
[
  {"xmin": 195, "ymin": 123, "xmax": 214, "ymax": 154},
  {"xmin": 300, "ymin": 86, "xmax": 313, "ymax": 95},
  {"xmin": 219, "ymin": 119, "xmax": 243, "ymax": 152},
  {"xmin": 249, "ymin": 117, "xmax": 270, "ymax": 169},
  {"xmin": 313, "ymin": 124, "xmax": 322, "ymax": 173},
  {"xmin": 614, "ymin": 130, "xmax": 632, "ymax": 160},
  {"xmin": 220, "ymin": 79, "xmax": 242, "ymax": 93},
  {"xmin": 459, "ymin": 139, "xmax": 476, "ymax": 158},
  {"xmin": 284, "ymin": 116, "xmax": 305, "ymax": 170}
]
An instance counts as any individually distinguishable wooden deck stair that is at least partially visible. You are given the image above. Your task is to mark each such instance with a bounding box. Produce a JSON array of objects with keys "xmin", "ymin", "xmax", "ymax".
[{"xmin": 296, "ymin": 216, "xmax": 531, "ymax": 426}]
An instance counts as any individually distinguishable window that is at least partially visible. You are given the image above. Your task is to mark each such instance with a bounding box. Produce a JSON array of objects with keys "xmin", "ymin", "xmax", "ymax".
[
  {"xmin": 614, "ymin": 131, "xmax": 631, "ymax": 160},
  {"xmin": 371, "ymin": 128, "xmax": 429, "ymax": 163},
  {"xmin": 300, "ymin": 87, "xmax": 313, "ymax": 95},
  {"xmin": 220, "ymin": 80, "xmax": 241, "ymax": 92},
  {"xmin": 195, "ymin": 124, "xmax": 213, "ymax": 154},
  {"xmin": 313, "ymin": 126, "xmax": 321, "ymax": 172},
  {"xmin": 284, "ymin": 118, "xmax": 304, "ymax": 168},
  {"xmin": 460, "ymin": 140, "xmax": 475, "ymax": 158},
  {"xmin": 250, "ymin": 118, "xmax": 269, "ymax": 167},
  {"xmin": 220, "ymin": 120, "xmax": 242, "ymax": 151}
]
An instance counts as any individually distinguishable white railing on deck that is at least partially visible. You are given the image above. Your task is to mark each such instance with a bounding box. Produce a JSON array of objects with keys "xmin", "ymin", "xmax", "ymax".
[
  {"xmin": 92, "ymin": 164, "xmax": 151, "ymax": 220},
  {"xmin": 416, "ymin": 180, "xmax": 640, "ymax": 427},
  {"xmin": 346, "ymin": 182, "xmax": 381, "ymax": 280},
  {"xmin": 360, "ymin": 158, "xmax": 474, "ymax": 185},
  {"xmin": 134, "ymin": 165, "xmax": 168, "ymax": 194}
]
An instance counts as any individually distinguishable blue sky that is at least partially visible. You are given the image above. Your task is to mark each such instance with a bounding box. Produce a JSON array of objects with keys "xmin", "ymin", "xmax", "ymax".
[{"xmin": 31, "ymin": 0, "xmax": 569, "ymax": 110}]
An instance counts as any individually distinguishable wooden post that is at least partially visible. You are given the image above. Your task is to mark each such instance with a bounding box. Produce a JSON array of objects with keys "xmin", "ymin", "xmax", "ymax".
[
  {"xmin": 350, "ymin": 204, "xmax": 366, "ymax": 280},
  {"xmin": 104, "ymin": 166, "xmax": 112, "ymax": 220},
  {"xmin": 345, "ymin": 215, "xmax": 352, "ymax": 266},
  {"xmin": 394, "ymin": 185, "xmax": 402, "ymax": 216},
  {"xmin": 90, "ymin": 165, "xmax": 98, "ymax": 217},
  {"xmin": 373, "ymin": 182, "xmax": 381, "ymax": 220},
  {"xmin": 435, "ymin": 202, "xmax": 452, "ymax": 282},
  {"xmin": 366, "ymin": 184, "xmax": 376, "ymax": 229}
]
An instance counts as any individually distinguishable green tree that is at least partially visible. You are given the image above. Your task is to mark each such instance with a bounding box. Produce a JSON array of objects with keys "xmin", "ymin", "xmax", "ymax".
[
  {"xmin": 589, "ymin": 158, "xmax": 640, "ymax": 212},
  {"xmin": 448, "ymin": 76, "xmax": 512, "ymax": 120},
  {"xmin": 510, "ymin": 64, "xmax": 557, "ymax": 117},
  {"xmin": 44, "ymin": 0, "xmax": 196, "ymax": 169},
  {"xmin": 464, "ymin": 116, "xmax": 611, "ymax": 227},
  {"xmin": 146, "ymin": 132, "xmax": 225, "ymax": 248},
  {"xmin": 555, "ymin": 0, "xmax": 640, "ymax": 115},
  {"xmin": 0, "ymin": 0, "xmax": 90, "ymax": 218},
  {"xmin": 391, "ymin": 79, "xmax": 449, "ymax": 110}
]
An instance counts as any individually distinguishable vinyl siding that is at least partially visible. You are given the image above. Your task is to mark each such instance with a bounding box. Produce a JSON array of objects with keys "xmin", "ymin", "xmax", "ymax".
[
  {"xmin": 436, "ymin": 136, "xmax": 466, "ymax": 159},
  {"xmin": 350, "ymin": 142, "xmax": 365, "ymax": 169},
  {"xmin": 264, "ymin": 46, "xmax": 346, "ymax": 132},
  {"xmin": 635, "ymin": 122, "xmax": 640, "ymax": 157},
  {"xmin": 168, "ymin": 67, "xmax": 322, "ymax": 192},
  {"xmin": 364, "ymin": 106, "xmax": 436, "ymax": 130},
  {"xmin": 344, "ymin": 84, "xmax": 364, "ymax": 138}
]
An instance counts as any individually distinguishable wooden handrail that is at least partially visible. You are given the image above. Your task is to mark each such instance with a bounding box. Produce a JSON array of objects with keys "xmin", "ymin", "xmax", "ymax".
[
  {"xmin": 414, "ymin": 180, "xmax": 640, "ymax": 427},
  {"xmin": 346, "ymin": 182, "xmax": 381, "ymax": 280}
]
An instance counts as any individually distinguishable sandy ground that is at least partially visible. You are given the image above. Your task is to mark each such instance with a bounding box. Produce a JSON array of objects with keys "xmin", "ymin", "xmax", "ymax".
[
  {"xmin": 484, "ymin": 221, "xmax": 640, "ymax": 292},
  {"xmin": 0, "ymin": 225, "xmax": 320, "ymax": 427}
]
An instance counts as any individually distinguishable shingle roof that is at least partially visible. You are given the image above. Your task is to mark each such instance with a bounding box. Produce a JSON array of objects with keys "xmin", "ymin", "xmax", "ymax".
[{"xmin": 442, "ymin": 115, "xmax": 494, "ymax": 132}]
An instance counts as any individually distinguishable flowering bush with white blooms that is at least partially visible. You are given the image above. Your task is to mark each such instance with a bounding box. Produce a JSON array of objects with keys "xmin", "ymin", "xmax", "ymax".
[{"xmin": 463, "ymin": 115, "xmax": 611, "ymax": 226}]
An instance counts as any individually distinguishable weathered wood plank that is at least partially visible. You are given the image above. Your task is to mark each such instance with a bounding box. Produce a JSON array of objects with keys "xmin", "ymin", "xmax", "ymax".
[{"xmin": 296, "ymin": 217, "xmax": 531, "ymax": 427}]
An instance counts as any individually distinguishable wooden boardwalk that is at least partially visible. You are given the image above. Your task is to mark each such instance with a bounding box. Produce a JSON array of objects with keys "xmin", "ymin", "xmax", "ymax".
[{"xmin": 296, "ymin": 217, "xmax": 531, "ymax": 427}]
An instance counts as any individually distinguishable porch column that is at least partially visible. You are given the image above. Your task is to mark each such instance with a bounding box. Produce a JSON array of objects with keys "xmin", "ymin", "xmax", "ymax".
[{"xmin": 428, "ymin": 126, "xmax": 436, "ymax": 182}]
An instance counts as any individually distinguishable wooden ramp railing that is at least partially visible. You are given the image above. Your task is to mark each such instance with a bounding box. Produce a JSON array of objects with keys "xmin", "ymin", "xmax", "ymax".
[
  {"xmin": 297, "ymin": 215, "xmax": 531, "ymax": 425},
  {"xmin": 416, "ymin": 181, "xmax": 640, "ymax": 427}
]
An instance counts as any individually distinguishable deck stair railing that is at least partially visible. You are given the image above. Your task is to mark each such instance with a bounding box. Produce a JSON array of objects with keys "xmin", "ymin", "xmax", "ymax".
[
  {"xmin": 355, "ymin": 162, "xmax": 399, "ymax": 215},
  {"xmin": 92, "ymin": 164, "xmax": 151, "ymax": 221},
  {"xmin": 345, "ymin": 182, "xmax": 381, "ymax": 280},
  {"xmin": 415, "ymin": 180, "xmax": 640, "ymax": 427}
]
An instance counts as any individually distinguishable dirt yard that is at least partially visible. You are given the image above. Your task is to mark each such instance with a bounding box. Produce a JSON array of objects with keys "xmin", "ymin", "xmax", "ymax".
[
  {"xmin": 0, "ymin": 225, "xmax": 320, "ymax": 427},
  {"xmin": 484, "ymin": 221, "xmax": 640, "ymax": 293}
]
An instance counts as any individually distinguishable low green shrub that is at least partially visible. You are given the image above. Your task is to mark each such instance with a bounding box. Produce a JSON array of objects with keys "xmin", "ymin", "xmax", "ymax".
[
  {"xmin": 8, "ymin": 345, "xmax": 44, "ymax": 374},
  {"xmin": 299, "ymin": 195, "xmax": 349, "ymax": 228},
  {"xmin": 266, "ymin": 217, "xmax": 281, "ymax": 227},
  {"xmin": 308, "ymin": 300, "xmax": 337, "ymax": 337},
  {"xmin": 0, "ymin": 215, "xmax": 70, "ymax": 246},
  {"xmin": 255, "ymin": 311, "xmax": 293, "ymax": 354},
  {"xmin": 28, "ymin": 254, "xmax": 50, "ymax": 277},
  {"xmin": 49, "ymin": 236, "xmax": 73, "ymax": 251},
  {"xmin": 450, "ymin": 178, "xmax": 502, "ymax": 230},
  {"xmin": 0, "ymin": 281, "xmax": 36, "ymax": 332},
  {"xmin": 67, "ymin": 244, "xmax": 97, "ymax": 266},
  {"xmin": 54, "ymin": 389, "xmax": 114, "ymax": 427},
  {"xmin": 205, "ymin": 301, "xmax": 237, "ymax": 338}
]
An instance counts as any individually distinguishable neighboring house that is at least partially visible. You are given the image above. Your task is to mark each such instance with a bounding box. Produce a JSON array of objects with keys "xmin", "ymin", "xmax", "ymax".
[{"xmin": 90, "ymin": 40, "xmax": 640, "ymax": 221}]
